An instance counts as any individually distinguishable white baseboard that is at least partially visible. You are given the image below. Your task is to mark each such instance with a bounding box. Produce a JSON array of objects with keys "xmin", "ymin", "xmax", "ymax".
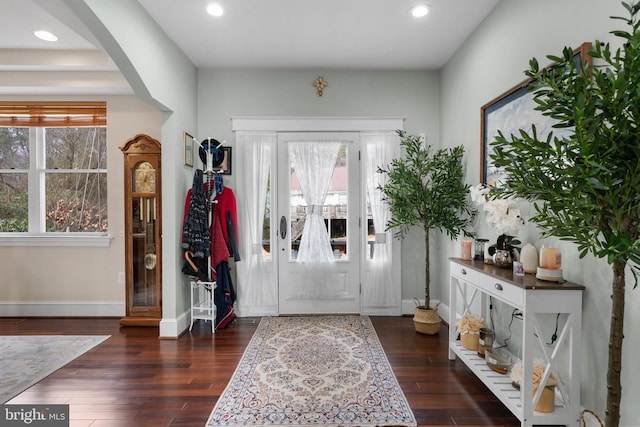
[
  {"xmin": 401, "ymin": 299, "xmax": 444, "ymax": 316},
  {"xmin": 361, "ymin": 307, "xmax": 402, "ymax": 316},
  {"xmin": 235, "ymin": 305, "xmax": 279, "ymax": 317},
  {"xmin": 162, "ymin": 305, "xmax": 279, "ymax": 338},
  {"xmin": 438, "ymin": 302, "xmax": 451, "ymax": 325},
  {"xmin": 0, "ymin": 300, "xmax": 451, "ymax": 331},
  {"xmin": 159, "ymin": 311, "xmax": 190, "ymax": 338},
  {"xmin": 234, "ymin": 300, "xmax": 440, "ymax": 317},
  {"xmin": 163, "ymin": 299, "xmax": 449, "ymax": 338},
  {"xmin": 230, "ymin": 300, "xmax": 446, "ymax": 317},
  {"xmin": 0, "ymin": 301, "xmax": 124, "ymax": 317}
]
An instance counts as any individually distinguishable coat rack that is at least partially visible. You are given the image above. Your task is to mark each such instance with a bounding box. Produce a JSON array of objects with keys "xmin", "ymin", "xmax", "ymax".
[{"xmin": 187, "ymin": 136, "xmax": 225, "ymax": 333}]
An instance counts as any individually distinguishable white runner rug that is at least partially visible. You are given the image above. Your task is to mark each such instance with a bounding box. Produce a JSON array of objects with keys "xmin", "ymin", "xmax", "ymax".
[{"xmin": 206, "ymin": 316, "xmax": 416, "ymax": 427}]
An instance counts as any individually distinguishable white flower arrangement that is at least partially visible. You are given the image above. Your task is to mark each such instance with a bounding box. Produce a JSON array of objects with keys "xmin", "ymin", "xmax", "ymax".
[
  {"xmin": 470, "ymin": 183, "xmax": 524, "ymax": 235},
  {"xmin": 455, "ymin": 313, "xmax": 485, "ymax": 335},
  {"xmin": 510, "ymin": 358, "xmax": 557, "ymax": 388}
]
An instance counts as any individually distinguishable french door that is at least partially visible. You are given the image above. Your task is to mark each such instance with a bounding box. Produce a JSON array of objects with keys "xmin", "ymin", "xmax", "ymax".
[
  {"xmin": 232, "ymin": 117, "xmax": 403, "ymax": 317},
  {"xmin": 276, "ymin": 132, "xmax": 361, "ymax": 314}
]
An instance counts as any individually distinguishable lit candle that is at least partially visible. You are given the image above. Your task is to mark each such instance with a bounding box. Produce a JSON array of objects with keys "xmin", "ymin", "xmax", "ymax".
[{"xmin": 461, "ymin": 239, "xmax": 473, "ymax": 260}]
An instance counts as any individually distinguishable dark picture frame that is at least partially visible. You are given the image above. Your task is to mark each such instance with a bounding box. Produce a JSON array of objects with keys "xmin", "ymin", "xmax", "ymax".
[
  {"xmin": 480, "ymin": 42, "xmax": 592, "ymax": 186},
  {"xmin": 183, "ymin": 132, "xmax": 194, "ymax": 167},
  {"xmin": 212, "ymin": 146, "xmax": 232, "ymax": 175}
]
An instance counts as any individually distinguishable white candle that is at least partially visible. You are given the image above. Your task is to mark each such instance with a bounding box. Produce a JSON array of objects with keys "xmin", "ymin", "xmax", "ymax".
[{"xmin": 520, "ymin": 243, "xmax": 538, "ymax": 273}]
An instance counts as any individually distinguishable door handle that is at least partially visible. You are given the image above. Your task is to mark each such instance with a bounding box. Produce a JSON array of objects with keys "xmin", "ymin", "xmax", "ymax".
[{"xmin": 280, "ymin": 216, "xmax": 287, "ymax": 239}]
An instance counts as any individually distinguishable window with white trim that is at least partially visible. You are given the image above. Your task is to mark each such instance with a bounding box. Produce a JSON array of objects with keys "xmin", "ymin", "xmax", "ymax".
[{"xmin": 0, "ymin": 102, "xmax": 107, "ymax": 238}]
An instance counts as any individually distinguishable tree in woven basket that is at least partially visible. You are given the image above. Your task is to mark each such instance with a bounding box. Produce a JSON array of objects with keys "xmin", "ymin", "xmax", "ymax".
[
  {"xmin": 378, "ymin": 130, "xmax": 476, "ymax": 334},
  {"xmin": 490, "ymin": 3, "xmax": 640, "ymax": 425}
]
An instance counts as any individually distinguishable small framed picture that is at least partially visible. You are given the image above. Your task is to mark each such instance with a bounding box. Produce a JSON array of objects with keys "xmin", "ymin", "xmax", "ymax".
[
  {"xmin": 184, "ymin": 132, "xmax": 194, "ymax": 167},
  {"xmin": 213, "ymin": 147, "xmax": 232, "ymax": 175}
]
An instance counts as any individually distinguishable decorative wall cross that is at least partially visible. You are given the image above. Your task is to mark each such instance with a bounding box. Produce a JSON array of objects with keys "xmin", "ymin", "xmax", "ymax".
[{"xmin": 312, "ymin": 76, "xmax": 328, "ymax": 97}]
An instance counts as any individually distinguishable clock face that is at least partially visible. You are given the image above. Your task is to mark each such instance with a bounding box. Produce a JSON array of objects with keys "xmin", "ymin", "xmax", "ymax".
[{"xmin": 134, "ymin": 161, "xmax": 156, "ymax": 193}]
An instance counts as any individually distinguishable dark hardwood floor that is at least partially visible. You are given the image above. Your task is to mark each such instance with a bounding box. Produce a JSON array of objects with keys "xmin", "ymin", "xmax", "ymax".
[{"xmin": 1, "ymin": 316, "xmax": 520, "ymax": 427}]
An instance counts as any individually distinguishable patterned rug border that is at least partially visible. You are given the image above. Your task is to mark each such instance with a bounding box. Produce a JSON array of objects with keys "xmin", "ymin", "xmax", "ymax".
[
  {"xmin": 206, "ymin": 316, "xmax": 417, "ymax": 427},
  {"xmin": 0, "ymin": 335, "xmax": 110, "ymax": 404}
]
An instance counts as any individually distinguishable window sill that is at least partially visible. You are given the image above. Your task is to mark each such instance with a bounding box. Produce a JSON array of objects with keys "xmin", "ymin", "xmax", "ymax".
[{"xmin": 0, "ymin": 234, "xmax": 112, "ymax": 247}]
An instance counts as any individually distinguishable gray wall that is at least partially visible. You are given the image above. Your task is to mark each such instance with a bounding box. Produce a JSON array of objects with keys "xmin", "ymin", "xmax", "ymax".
[
  {"xmin": 439, "ymin": 0, "xmax": 638, "ymax": 424},
  {"xmin": 67, "ymin": 0, "xmax": 199, "ymax": 335},
  {"xmin": 197, "ymin": 69, "xmax": 440, "ymax": 303}
]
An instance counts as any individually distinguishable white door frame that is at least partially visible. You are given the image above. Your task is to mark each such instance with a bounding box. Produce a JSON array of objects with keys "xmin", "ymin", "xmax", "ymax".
[
  {"xmin": 276, "ymin": 132, "xmax": 361, "ymax": 314},
  {"xmin": 231, "ymin": 117, "xmax": 404, "ymax": 317}
]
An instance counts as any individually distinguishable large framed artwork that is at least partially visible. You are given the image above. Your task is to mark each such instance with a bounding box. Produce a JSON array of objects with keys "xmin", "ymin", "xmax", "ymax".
[{"xmin": 480, "ymin": 42, "xmax": 592, "ymax": 186}]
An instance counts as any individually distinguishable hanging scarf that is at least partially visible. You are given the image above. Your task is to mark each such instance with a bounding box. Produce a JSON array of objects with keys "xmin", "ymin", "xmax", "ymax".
[{"xmin": 181, "ymin": 169, "xmax": 210, "ymax": 259}]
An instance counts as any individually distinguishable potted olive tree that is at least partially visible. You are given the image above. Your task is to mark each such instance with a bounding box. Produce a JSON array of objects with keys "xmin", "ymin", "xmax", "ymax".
[
  {"xmin": 490, "ymin": 3, "xmax": 640, "ymax": 426},
  {"xmin": 379, "ymin": 130, "xmax": 476, "ymax": 334}
]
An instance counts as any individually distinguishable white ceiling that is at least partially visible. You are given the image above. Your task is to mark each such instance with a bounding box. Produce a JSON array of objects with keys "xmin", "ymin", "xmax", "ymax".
[
  {"xmin": 137, "ymin": 0, "xmax": 500, "ymax": 70},
  {"xmin": 0, "ymin": 0, "xmax": 501, "ymax": 94},
  {"xmin": 0, "ymin": 0, "xmax": 97, "ymax": 51}
]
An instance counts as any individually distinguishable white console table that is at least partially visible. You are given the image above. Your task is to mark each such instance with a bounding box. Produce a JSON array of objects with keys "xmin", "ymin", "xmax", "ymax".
[{"xmin": 449, "ymin": 258, "xmax": 584, "ymax": 427}]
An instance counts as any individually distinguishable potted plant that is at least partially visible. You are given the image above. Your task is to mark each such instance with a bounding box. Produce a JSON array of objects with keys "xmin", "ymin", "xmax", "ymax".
[
  {"xmin": 379, "ymin": 130, "xmax": 476, "ymax": 334},
  {"xmin": 490, "ymin": 3, "xmax": 640, "ymax": 425}
]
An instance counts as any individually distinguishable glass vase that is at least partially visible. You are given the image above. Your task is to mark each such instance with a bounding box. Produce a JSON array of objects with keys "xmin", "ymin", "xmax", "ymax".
[{"xmin": 493, "ymin": 249, "xmax": 512, "ymax": 268}]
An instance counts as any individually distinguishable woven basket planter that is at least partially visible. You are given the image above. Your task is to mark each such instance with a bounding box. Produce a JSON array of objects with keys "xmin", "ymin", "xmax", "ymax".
[
  {"xmin": 460, "ymin": 332, "xmax": 480, "ymax": 351},
  {"xmin": 413, "ymin": 306, "xmax": 441, "ymax": 335}
]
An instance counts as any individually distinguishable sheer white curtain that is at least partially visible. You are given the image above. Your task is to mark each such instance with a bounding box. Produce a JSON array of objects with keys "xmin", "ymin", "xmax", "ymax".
[
  {"xmin": 235, "ymin": 133, "xmax": 276, "ymax": 309},
  {"xmin": 288, "ymin": 141, "xmax": 342, "ymax": 298},
  {"xmin": 362, "ymin": 132, "xmax": 399, "ymax": 307}
]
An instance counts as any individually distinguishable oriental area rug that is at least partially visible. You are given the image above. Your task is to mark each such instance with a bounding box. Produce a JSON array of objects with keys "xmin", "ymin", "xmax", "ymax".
[
  {"xmin": 0, "ymin": 335, "xmax": 110, "ymax": 404},
  {"xmin": 206, "ymin": 316, "xmax": 416, "ymax": 427}
]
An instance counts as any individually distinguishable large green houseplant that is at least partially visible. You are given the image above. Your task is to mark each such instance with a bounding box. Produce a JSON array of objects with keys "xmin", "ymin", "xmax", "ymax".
[
  {"xmin": 379, "ymin": 130, "xmax": 476, "ymax": 334},
  {"xmin": 490, "ymin": 3, "xmax": 640, "ymax": 426}
]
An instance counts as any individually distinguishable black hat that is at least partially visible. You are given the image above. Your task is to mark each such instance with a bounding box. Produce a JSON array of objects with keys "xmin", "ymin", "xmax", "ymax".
[{"xmin": 198, "ymin": 138, "xmax": 225, "ymax": 167}]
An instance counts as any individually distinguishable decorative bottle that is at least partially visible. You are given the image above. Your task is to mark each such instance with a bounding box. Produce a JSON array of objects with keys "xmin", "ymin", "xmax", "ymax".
[{"xmin": 520, "ymin": 243, "xmax": 538, "ymax": 274}]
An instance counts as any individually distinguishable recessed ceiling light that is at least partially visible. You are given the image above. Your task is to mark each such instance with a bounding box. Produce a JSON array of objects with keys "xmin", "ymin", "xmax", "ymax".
[
  {"xmin": 207, "ymin": 3, "xmax": 224, "ymax": 17},
  {"xmin": 34, "ymin": 30, "xmax": 58, "ymax": 42},
  {"xmin": 410, "ymin": 5, "xmax": 429, "ymax": 18}
]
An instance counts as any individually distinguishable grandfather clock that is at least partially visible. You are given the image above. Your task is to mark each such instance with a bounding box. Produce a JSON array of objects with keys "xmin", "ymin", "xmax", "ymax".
[{"xmin": 119, "ymin": 134, "xmax": 162, "ymax": 327}]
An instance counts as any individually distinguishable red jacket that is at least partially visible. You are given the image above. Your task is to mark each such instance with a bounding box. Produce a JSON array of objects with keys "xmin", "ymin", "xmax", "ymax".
[{"xmin": 182, "ymin": 184, "xmax": 240, "ymax": 263}]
